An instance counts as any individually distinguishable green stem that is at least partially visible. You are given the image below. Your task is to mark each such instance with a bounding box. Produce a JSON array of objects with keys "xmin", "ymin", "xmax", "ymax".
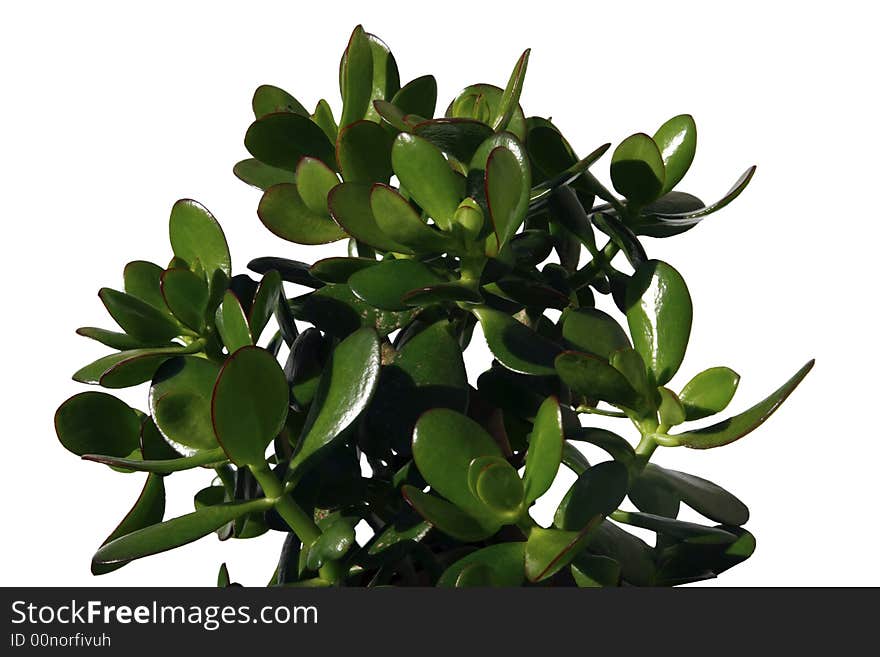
[
  {"xmin": 570, "ymin": 240, "xmax": 620, "ymax": 289},
  {"xmin": 249, "ymin": 463, "xmax": 344, "ymax": 585}
]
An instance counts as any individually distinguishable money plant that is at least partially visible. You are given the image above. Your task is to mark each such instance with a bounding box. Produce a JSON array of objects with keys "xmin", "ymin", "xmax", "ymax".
[{"xmin": 55, "ymin": 25, "xmax": 813, "ymax": 587}]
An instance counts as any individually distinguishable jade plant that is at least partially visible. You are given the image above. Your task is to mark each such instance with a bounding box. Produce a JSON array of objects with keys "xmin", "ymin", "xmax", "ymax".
[{"xmin": 55, "ymin": 26, "xmax": 813, "ymax": 587}]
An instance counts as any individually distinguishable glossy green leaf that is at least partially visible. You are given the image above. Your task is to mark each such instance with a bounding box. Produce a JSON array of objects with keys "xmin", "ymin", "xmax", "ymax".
[
  {"xmin": 525, "ymin": 527, "xmax": 591, "ymax": 582},
  {"xmin": 309, "ymin": 257, "xmax": 377, "ymax": 283},
  {"xmin": 92, "ymin": 474, "xmax": 166, "ymax": 575},
  {"xmin": 658, "ymin": 387, "xmax": 686, "ymax": 429},
  {"xmin": 485, "ymin": 146, "xmax": 530, "ymax": 253},
  {"xmin": 306, "ymin": 517, "xmax": 356, "ymax": 571},
  {"xmin": 169, "ymin": 199, "xmax": 232, "ymax": 278},
  {"xmin": 391, "ymin": 75, "xmax": 437, "ymax": 118},
  {"xmin": 233, "ymin": 159, "xmax": 297, "ymax": 191},
  {"xmin": 566, "ymin": 428, "xmax": 635, "ymax": 464},
  {"xmin": 402, "ymin": 283, "xmax": 481, "ymax": 306},
  {"xmin": 555, "ymin": 351, "xmax": 638, "ymax": 408},
  {"xmin": 328, "ymin": 182, "xmax": 410, "ymax": 252},
  {"xmin": 655, "ymin": 527, "xmax": 755, "ymax": 584},
  {"xmin": 448, "ymin": 83, "xmax": 526, "ymax": 140},
  {"xmin": 562, "ymin": 308, "xmax": 630, "ymax": 360},
  {"xmin": 467, "ymin": 456, "xmax": 523, "ymax": 518},
  {"xmin": 160, "ymin": 268, "xmax": 208, "ymax": 331},
  {"xmin": 212, "ymin": 346, "xmax": 289, "ymax": 466},
  {"xmin": 123, "ymin": 260, "xmax": 167, "ymax": 310},
  {"xmin": 365, "ymin": 34, "xmax": 400, "ymax": 121},
  {"xmin": 571, "ymin": 554, "xmax": 621, "ymax": 587},
  {"xmin": 258, "ymin": 183, "xmax": 346, "ymax": 245},
  {"xmin": 473, "ymin": 307, "xmax": 561, "ymax": 376},
  {"xmin": 248, "ymin": 270, "xmax": 282, "ymax": 341},
  {"xmin": 82, "ymin": 447, "xmax": 228, "ymax": 474},
  {"xmin": 373, "ymin": 99, "xmax": 422, "ymax": 132},
  {"xmin": 630, "ymin": 191, "xmax": 706, "ymax": 238},
  {"xmin": 216, "ymin": 291, "xmax": 253, "ymax": 353},
  {"xmin": 149, "ymin": 356, "xmax": 220, "ymax": 454},
  {"xmin": 249, "ymin": 257, "xmax": 321, "ymax": 289},
  {"xmin": 610, "ymin": 133, "xmax": 665, "ymax": 205},
  {"xmin": 290, "ymin": 284, "xmax": 418, "ymax": 339},
  {"xmin": 412, "ymin": 408, "xmax": 505, "ymax": 524},
  {"xmin": 555, "ymin": 461, "xmax": 629, "ymax": 530},
  {"xmin": 296, "ymin": 157, "xmax": 339, "ymax": 214},
  {"xmin": 99, "ymin": 288, "xmax": 180, "ymax": 343},
  {"xmin": 290, "ymin": 328, "xmax": 381, "ymax": 471},
  {"xmin": 401, "ymin": 486, "xmax": 496, "ymax": 542},
  {"xmin": 654, "ymin": 114, "xmax": 697, "ymax": 195},
  {"xmin": 245, "ymin": 112, "xmax": 336, "ymax": 171},
  {"xmin": 339, "ymin": 26, "xmax": 374, "ymax": 128},
  {"xmin": 644, "ymin": 464, "xmax": 749, "ymax": 526},
  {"xmin": 311, "ymin": 98, "xmax": 338, "ymax": 142},
  {"xmin": 337, "ymin": 120, "xmax": 393, "ymax": 183},
  {"xmin": 413, "ymin": 118, "xmax": 494, "ymax": 162},
  {"xmin": 55, "ymin": 392, "xmax": 140, "ymax": 457},
  {"xmin": 366, "ymin": 320, "xmax": 468, "ymax": 454},
  {"xmin": 492, "ymin": 49, "xmax": 530, "ymax": 131},
  {"xmin": 93, "ymin": 498, "xmax": 272, "ymax": 567},
  {"xmin": 672, "ymin": 360, "xmax": 814, "ymax": 449},
  {"xmin": 75, "ymin": 327, "xmax": 173, "ymax": 351},
  {"xmin": 611, "ymin": 510, "xmax": 738, "ymax": 545},
  {"xmin": 587, "ymin": 521, "xmax": 655, "ymax": 585},
  {"xmin": 679, "ymin": 366, "xmax": 740, "ymax": 421},
  {"xmin": 349, "ymin": 259, "xmax": 444, "ymax": 310},
  {"xmin": 391, "ymin": 133, "xmax": 462, "ymax": 231},
  {"xmin": 138, "ymin": 416, "xmax": 183, "ymax": 461},
  {"xmin": 523, "ymin": 396, "xmax": 563, "ymax": 505},
  {"xmin": 625, "ymin": 260, "xmax": 693, "ymax": 386},
  {"xmin": 252, "ymin": 84, "xmax": 307, "ymax": 118},
  {"xmin": 628, "ymin": 467, "xmax": 681, "ymax": 518},
  {"xmin": 73, "ymin": 344, "xmax": 197, "ymax": 389},
  {"xmin": 438, "ymin": 542, "xmax": 526, "ymax": 587},
  {"xmin": 649, "ymin": 166, "xmax": 757, "ymax": 221},
  {"xmin": 370, "ymin": 184, "xmax": 453, "ymax": 253},
  {"xmin": 592, "ymin": 212, "xmax": 647, "ymax": 268}
]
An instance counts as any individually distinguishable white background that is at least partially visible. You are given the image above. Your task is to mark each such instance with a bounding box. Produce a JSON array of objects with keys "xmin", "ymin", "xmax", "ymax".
[{"xmin": 1, "ymin": 1, "xmax": 877, "ymax": 587}]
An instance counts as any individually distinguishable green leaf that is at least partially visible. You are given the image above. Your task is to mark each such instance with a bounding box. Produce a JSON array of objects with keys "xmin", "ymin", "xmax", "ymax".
[
  {"xmin": 212, "ymin": 346, "xmax": 289, "ymax": 466},
  {"xmin": 610, "ymin": 133, "xmax": 665, "ymax": 205},
  {"xmin": 492, "ymin": 49, "xmax": 530, "ymax": 131},
  {"xmin": 566, "ymin": 427, "xmax": 635, "ymax": 464},
  {"xmin": 373, "ymin": 99, "xmax": 422, "ymax": 132},
  {"xmin": 525, "ymin": 527, "xmax": 591, "ymax": 582},
  {"xmin": 679, "ymin": 366, "xmax": 740, "ymax": 420},
  {"xmin": 655, "ymin": 527, "xmax": 755, "ymax": 584},
  {"xmin": 337, "ymin": 120, "xmax": 393, "ymax": 183},
  {"xmin": 654, "ymin": 114, "xmax": 697, "ymax": 195},
  {"xmin": 449, "ymin": 83, "xmax": 526, "ymax": 140},
  {"xmin": 391, "ymin": 133, "xmax": 463, "ymax": 231},
  {"xmin": 643, "ymin": 464, "xmax": 749, "ymax": 526},
  {"xmin": 402, "ymin": 283, "xmax": 482, "ymax": 306},
  {"xmin": 366, "ymin": 320, "xmax": 468, "ymax": 455},
  {"xmin": 93, "ymin": 498, "xmax": 271, "ymax": 567},
  {"xmin": 523, "ymin": 396, "xmax": 563, "ymax": 505},
  {"xmin": 306, "ymin": 516, "xmax": 356, "ymax": 571},
  {"xmin": 290, "ymin": 284, "xmax": 418, "ymax": 339},
  {"xmin": 216, "ymin": 291, "xmax": 253, "ymax": 353},
  {"xmin": 233, "ymin": 159, "xmax": 297, "ymax": 191},
  {"xmin": 485, "ymin": 146, "xmax": 530, "ymax": 254},
  {"xmin": 123, "ymin": 260, "xmax": 167, "ymax": 310},
  {"xmin": 370, "ymin": 184, "xmax": 453, "ymax": 253},
  {"xmin": 245, "ymin": 112, "xmax": 336, "ymax": 171},
  {"xmin": 82, "ymin": 447, "xmax": 228, "ymax": 474},
  {"xmin": 628, "ymin": 467, "xmax": 681, "ymax": 518},
  {"xmin": 561, "ymin": 308, "xmax": 630, "ymax": 360},
  {"xmin": 73, "ymin": 345, "xmax": 197, "ymax": 389},
  {"xmin": 149, "ymin": 356, "xmax": 220, "ymax": 454},
  {"xmin": 311, "ymin": 98, "xmax": 338, "ymax": 142},
  {"xmin": 328, "ymin": 182, "xmax": 410, "ymax": 253},
  {"xmin": 467, "ymin": 456, "xmax": 523, "ymax": 519},
  {"xmin": 363, "ymin": 33, "xmax": 400, "ymax": 123},
  {"xmin": 391, "ymin": 75, "xmax": 437, "ymax": 118},
  {"xmin": 349, "ymin": 259, "xmax": 444, "ymax": 310},
  {"xmin": 555, "ymin": 351, "xmax": 639, "ymax": 408},
  {"xmin": 249, "ymin": 257, "xmax": 322, "ymax": 289},
  {"xmin": 413, "ymin": 118, "xmax": 494, "ymax": 162},
  {"xmin": 169, "ymin": 199, "xmax": 232, "ymax": 278},
  {"xmin": 671, "ymin": 360, "xmax": 814, "ymax": 449},
  {"xmin": 658, "ymin": 387, "xmax": 686, "ymax": 429},
  {"xmin": 309, "ymin": 257, "xmax": 377, "ymax": 283},
  {"xmin": 296, "ymin": 157, "xmax": 339, "ymax": 214},
  {"xmin": 75, "ymin": 327, "xmax": 173, "ymax": 351},
  {"xmin": 99, "ymin": 288, "xmax": 180, "ymax": 342},
  {"xmin": 55, "ymin": 392, "xmax": 140, "ymax": 457},
  {"xmin": 570, "ymin": 554, "xmax": 622, "ymax": 587},
  {"xmin": 92, "ymin": 474, "xmax": 166, "ymax": 575},
  {"xmin": 625, "ymin": 260, "xmax": 692, "ymax": 386},
  {"xmin": 252, "ymin": 84, "xmax": 308, "ymax": 118},
  {"xmin": 412, "ymin": 408, "xmax": 504, "ymax": 524},
  {"xmin": 587, "ymin": 521, "xmax": 655, "ymax": 585},
  {"xmin": 339, "ymin": 26, "xmax": 374, "ymax": 129},
  {"xmin": 555, "ymin": 461, "xmax": 629, "ymax": 530},
  {"xmin": 258, "ymin": 183, "xmax": 346, "ymax": 245},
  {"xmin": 438, "ymin": 542, "xmax": 526, "ymax": 587},
  {"xmin": 160, "ymin": 268, "xmax": 208, "ymax": 331},
  {"xmin": 248, "ymin": 270, "xmax": 282, "ymax": 342},
  {"xmin": 290, "ymin": 328, "xmax": 381, "ymax": 471},
  {"xmin": 401, "ymin": 486, "xmax": 496, "ymax": 542},
  {"xmin": 473, "ymin": 307, "xmax": 561, "ymax": 376},
  {"xmin": 611, "ymin": 511, "xmax": 738, "ymax": 545},
  {"xmin": 648, "ymin": 166, "xmax": 757, "ymax": 221},
  {"xmin": 138, "ymin": 416, "xmax": 184, "ymax": 461}
]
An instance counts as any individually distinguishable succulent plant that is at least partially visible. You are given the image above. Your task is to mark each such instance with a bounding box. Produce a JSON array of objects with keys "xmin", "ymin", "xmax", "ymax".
[{"xmin": 55, "ymin": 25, "xmax": 813, "ymax": 587}]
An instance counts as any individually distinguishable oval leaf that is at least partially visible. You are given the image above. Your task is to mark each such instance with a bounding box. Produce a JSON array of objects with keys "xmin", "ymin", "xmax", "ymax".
[
  {"xmin": 473, "ymin": 307, "xmax": 561, "ymax": 376},
  {"xmin": 349, "ymin": 259, "xmax": 444, "ymax": 310},
  {"xmin": 523, "ymin": 396, "xmax": 563, "ymax": 505},
  {"xmin": 679, "ymin": 366, "xmax": 740, "ymax": 421},
  {"xmin": 610, "ymin": 133, "xmax": 665, "ymax": 205},
  {"xmin": 391, "ymin": 133, "xmax": 462, "ymax": 231},
  {"xmin": 169, "ymin": 199, "xmax": 231, "ymax": 278},
  {"xmin": 55, "ymin": 392, "xmax": 140, "ymax": 457},
  {"xmin": 654, "ymin": 114, "xmax": 696, "ymax": 195},
  {"xmin": 150, "ymin": 356, "xmax": 220, "ymax": 454}
]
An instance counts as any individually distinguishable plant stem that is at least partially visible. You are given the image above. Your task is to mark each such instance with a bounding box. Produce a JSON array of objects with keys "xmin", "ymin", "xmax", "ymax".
[
  {"xmin": 570, "ymin": 240, "xmax": 620, "ymax": 289},
  {"xmin": 249, "ymin": 462, "xmax": 344, "ymax": 585}
]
